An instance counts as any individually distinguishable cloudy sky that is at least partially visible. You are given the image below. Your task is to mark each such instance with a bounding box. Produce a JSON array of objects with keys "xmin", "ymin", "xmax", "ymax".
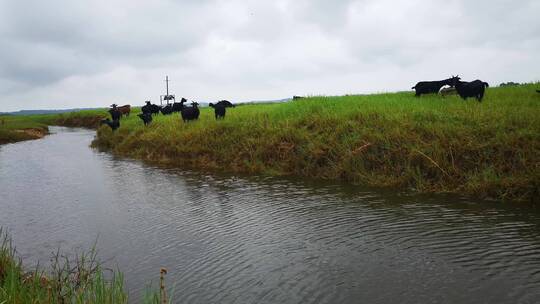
[{"xmin": 1, "ymin": 0, "xmax": 539, "ymax": 111}]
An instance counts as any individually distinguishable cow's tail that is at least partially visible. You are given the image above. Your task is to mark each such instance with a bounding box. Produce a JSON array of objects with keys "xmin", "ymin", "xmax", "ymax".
[{"xmin": 483, "ymin": 82, "xmax": 489, "ymax": 88}]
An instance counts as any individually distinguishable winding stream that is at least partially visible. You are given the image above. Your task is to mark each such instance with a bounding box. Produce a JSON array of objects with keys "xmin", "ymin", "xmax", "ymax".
[{"xmin": 0, "ymin": 127, "xmax": 539, "ymax": 303}]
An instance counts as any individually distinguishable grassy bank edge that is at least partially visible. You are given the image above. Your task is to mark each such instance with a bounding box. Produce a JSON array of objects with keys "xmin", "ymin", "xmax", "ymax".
[
  {"xmin": 0, "ymin": 111, "xmax": 106, "ymax": 145},
  {"xmin": 2, "ymin": 85, "xmax": 539, "ymax": 202},
  {"xmin": 91, "ymin": 85, "xmax": 539, "ymax": 203}
]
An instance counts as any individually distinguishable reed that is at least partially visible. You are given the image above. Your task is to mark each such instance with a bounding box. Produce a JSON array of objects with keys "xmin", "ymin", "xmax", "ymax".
[{"xmin": 0, "ymin": 228, "xmax": 172, "ymax": 303}]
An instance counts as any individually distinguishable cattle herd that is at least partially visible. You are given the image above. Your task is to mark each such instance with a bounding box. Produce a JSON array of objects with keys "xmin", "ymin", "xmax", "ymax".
[
  {"xmin": 412, "ymin": 75, "xmax": 490, "ymax": 101},
  {"xmin": 101, "ymin": 76, "xmax": 535, "ymax": 131},
  {"xmin": 101, "ymin": 99, "xmax": 236, "ymax": 131}
]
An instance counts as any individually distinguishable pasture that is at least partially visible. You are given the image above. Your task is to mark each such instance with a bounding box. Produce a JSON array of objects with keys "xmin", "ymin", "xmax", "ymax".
[{"xmin": 92, "ymin": 84, "xmax": 540, "ymax": 201}]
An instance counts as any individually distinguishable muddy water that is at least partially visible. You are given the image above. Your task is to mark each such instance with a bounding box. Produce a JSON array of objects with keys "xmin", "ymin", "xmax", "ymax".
[{"xmin": 0, "ymin": 127, "xmax": 539, "ymax": 303}]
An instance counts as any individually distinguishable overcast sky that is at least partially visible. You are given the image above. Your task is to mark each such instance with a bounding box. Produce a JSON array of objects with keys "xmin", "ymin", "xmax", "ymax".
[{"xmin": 1, "ymin": 0, "xmax": 539, "ymax": 111}]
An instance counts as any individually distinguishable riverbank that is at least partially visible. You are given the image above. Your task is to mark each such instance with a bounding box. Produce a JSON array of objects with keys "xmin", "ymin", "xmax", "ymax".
[
  {"xmin": 3, "ymin": 85, "xmax": 538, "ymax": 201},
  {"xmin": 90, "ymin": 84, "xmax": 539, "ymax": 202},
  {"xmin": 0, "ymin": 115, "xmax": 49, "ymax": 145},
  {"xmin": 0, "ymin": 111, "xmax": 106, "ymax": 145}
]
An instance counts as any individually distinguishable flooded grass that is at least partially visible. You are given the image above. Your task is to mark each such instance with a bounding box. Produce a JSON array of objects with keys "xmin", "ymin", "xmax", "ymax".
[{"xmin": 90, "ymin": 84, "xmax": 540, "ymax": 202}]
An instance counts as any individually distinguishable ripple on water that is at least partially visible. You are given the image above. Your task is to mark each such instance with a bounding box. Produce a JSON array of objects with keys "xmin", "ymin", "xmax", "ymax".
[{"xmin": 0, "ymin": 127, "xmax": 539, "ymax": 303}]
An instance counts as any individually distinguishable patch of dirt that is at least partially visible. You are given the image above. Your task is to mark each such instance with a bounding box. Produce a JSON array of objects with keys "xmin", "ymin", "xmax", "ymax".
[{"xmin": 15, "ymin": 128, "xmax": 48, "ymax": 139}]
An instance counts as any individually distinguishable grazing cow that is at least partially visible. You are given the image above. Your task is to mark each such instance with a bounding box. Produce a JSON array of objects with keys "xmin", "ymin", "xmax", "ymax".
[
  {"xmin": 216, "ymin": 100, "xmax": 235, "ymax": 108},
  {"xmin": 160, "ymin": 104, "xmax": 174, "ymax": 115},
  {"xmin": 172, "ymin": 98, "xmax": 187, "ymax": 112},
  {"xmin": 100, "ymin": 118, "xmax": 120, "ymax": 131},
  {"xmin": 109, "ymin": 105, "xmax": 122, "ymax": 121},
  {"xmin": 452, "ymin": 78, "xmax": 489, "ymax": 102},
  {"xmin": 439, "ymin": 87, "xmax": 457, "ymax": 97},
  {"xmin": 142, "ymin": 101, "xmax": 160, "ymax": 115},
  {"xmin": 180, "ymin": 102, "xmax": 200, "ymax": 122},
  {"xmin": 412, "ymin": 76, "xmax": 457, "ymax": 96},
  {"xmin": 209, "ymin": 103, "xmax": 226, "ymax": 119},
  {"xmin": 138, "ymin": 113, "xmax": 153, "ymax": 126}
]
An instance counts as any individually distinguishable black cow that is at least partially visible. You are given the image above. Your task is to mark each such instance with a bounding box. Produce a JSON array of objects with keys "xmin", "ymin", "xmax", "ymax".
[
  {"xmin": 452, "ymin": 78, "xmax": 489, "ymax": 102},
  {"xmin": 108, "ymin": 106, "xmax": 122, "ymax": 121},
  {"xmin": 181, "ymin": 102, "xmax": 200, "ymax": 122},
  {"xmin": 100, "ymin": 118, "xmax": 120, "ymax": 131},
  {"xmin": 142, "ymin": 101, "xmax": 160, "ymax": 115},
  {"xmin": 138, "ymin": 113, "xmax": 153, "ymax": 126},
  {"xmin": 172, "ymin": 98, "xmax": 187, "ymax": 112},
  {"xmin": 160, "ymin": 104, "xmax": 174, "ymax": 115},
  {"xmin": 216, "ymin": 100, "xmax": 235, "ymax": 108},
  {"xmin": 209, "ymin": 103, "xmax": 226, "ymax": 119},
  {"xmin": 412, "ymin": 76, "xmax": 458, "ymax": 96}
]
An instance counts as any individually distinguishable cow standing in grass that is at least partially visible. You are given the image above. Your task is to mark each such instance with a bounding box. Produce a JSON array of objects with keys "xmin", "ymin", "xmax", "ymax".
[
  {"xmin": 209, "ymin": 103, "xmax": 226, "ymax": 120},
  {"xmin": 109, "ymin": 104, "xmax": 122, "ymax": 121},
  {"xmin": 142, "ymin": 101, "xmax": 160, "ymax": 116},
  {"xmin": 160, "ymin": 104, "xmax": 174, "ymax": 115},
  {"xmin": 172, "ymin": 98, "xmax": 187, "ymax": 112},
  {"xmin": 452, "ymin": 78, "xmax": 489, "ymax": 102},
  {"xmin": 138, "ymin": 113, "xmax": 152, "ymax": 126},
  {"xmin": 113, "ymin": 104, "xmax": 131, "ymax": 117},
  {"xmin": 101, "ymin": 118, "xmax": 120, "ymax": 131},
  {"xmin": 216, "ymin": 100, "xmax": 235, "ymax": 108},
  {"xmin": 412, "ymin": 76, "xmax": 458, "ymax": 96},
  {"xmin": 181, "ymin": 102, "xmax": 200, "ymax": 122}
]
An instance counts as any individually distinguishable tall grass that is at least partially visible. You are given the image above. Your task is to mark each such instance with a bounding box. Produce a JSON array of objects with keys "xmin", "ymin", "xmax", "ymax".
[
  {"xmin": 0, "ymin": 228, "xmax": 171, "ymax": 303},
  {"xmin": 0, "ymin": 228, "xmax": 127, "ymax": 303},
  {"xmin": 92, "ymin": 84, "xmax": 540, "ymax": 201}
]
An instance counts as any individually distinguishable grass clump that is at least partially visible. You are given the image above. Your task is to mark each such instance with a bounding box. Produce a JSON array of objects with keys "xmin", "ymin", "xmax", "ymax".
[
  {"xmin": 0, "ymin": 228, "xmax": 127, "ymax": 303},
  {"xmin": 0, "ymin": 228, "xmax": 172, "ymax": 303},
  {"xmin": 92, "ymin": 84, "xmax": 540, "ymax": 202}
]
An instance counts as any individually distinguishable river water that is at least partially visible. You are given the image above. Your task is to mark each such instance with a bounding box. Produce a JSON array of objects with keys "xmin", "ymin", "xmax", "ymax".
[{"xmin": 0, "ymin": 127, "xmax": 539, "ymax": 303}]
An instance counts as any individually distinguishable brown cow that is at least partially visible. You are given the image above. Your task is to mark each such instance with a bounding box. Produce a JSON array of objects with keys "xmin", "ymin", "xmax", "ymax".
[{"xmin": 111, "ymin": 104, "xmax": 131, "ymax": 117}]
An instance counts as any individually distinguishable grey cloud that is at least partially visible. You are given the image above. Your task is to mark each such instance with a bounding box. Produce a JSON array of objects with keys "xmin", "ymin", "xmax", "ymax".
[{"xmin": 0, "ymin": 0, "xmax": 538, "ymax": 111}]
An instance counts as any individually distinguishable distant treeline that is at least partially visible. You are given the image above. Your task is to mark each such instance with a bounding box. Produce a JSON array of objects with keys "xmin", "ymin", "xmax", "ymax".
[
  {"xmin": 498, "ymin": 82, "xmax": 522, "ymax": 87},
  {"xmin": 0, "ymin": 108, "xmax": 103, "ymax": 116}
]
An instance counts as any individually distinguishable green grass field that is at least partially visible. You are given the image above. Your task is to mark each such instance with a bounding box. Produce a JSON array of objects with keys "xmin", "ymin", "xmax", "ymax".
[{"xmin": 89, "ymin": 84, "xmax": 540, "ymax": 202}]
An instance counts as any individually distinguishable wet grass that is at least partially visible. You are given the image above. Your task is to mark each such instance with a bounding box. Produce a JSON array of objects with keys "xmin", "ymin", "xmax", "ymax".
[
  {"xmin": 90, "ymin": 84, "xmax": 540, "ymax": 202},
  {"xmin": 0, "ymin": 228, "xmax": 171, "ymax": 303}
]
